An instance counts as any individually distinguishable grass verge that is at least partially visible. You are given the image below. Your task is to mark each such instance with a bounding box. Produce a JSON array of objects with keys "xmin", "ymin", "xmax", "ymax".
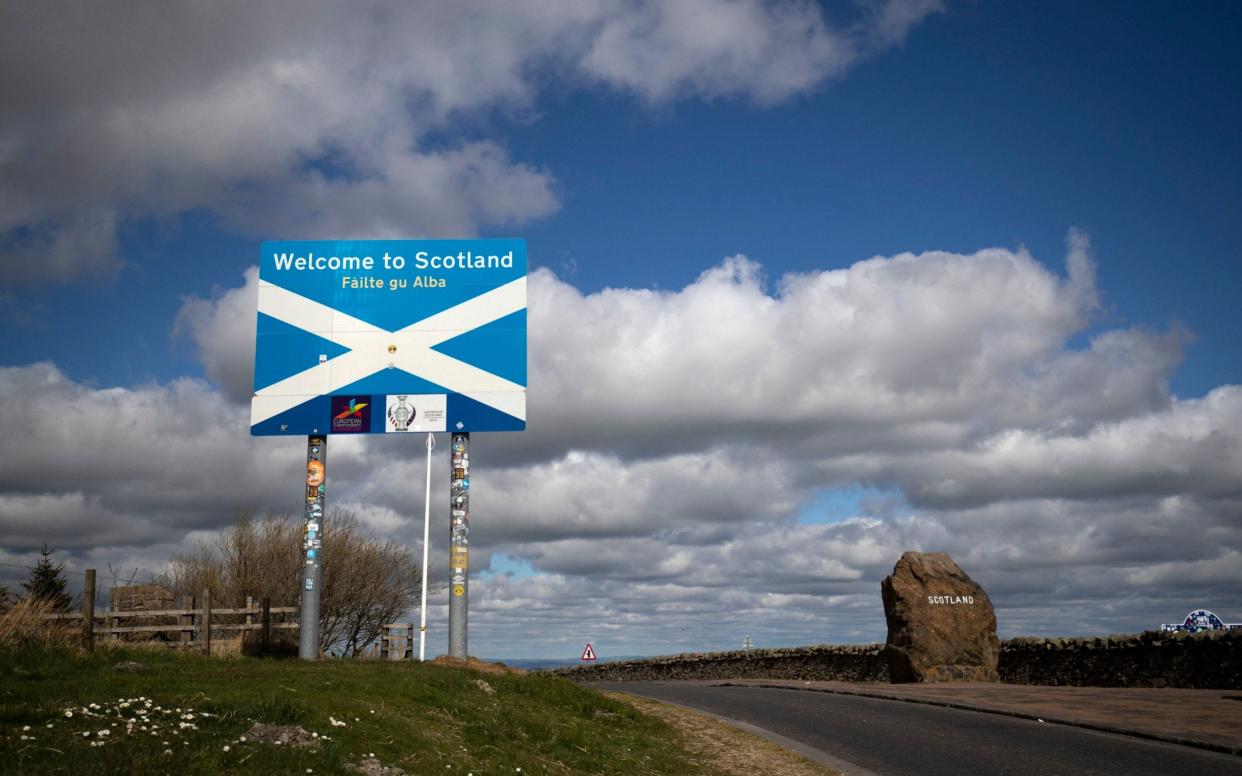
[{"xmin": 0, "ymin": 645, "xmax": 709, "ymax": 775}]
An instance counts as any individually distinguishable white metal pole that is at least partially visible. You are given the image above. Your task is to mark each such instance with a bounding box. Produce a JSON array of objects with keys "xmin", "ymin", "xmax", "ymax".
[{"xmin": 419, "ymin": 432, "xmax": 434, "ymax": 661}]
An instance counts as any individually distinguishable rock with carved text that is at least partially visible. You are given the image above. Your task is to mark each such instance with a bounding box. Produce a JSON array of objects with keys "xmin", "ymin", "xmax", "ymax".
[{"xmin": 881, "ymin": 551, "xmax": 999, "ymax": 683}]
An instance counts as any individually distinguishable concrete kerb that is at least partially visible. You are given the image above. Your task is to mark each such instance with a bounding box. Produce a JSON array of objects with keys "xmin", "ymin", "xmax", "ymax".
[{"xmin": 714, "ymin": 681, "xmax": 1242, "ymax": 758}]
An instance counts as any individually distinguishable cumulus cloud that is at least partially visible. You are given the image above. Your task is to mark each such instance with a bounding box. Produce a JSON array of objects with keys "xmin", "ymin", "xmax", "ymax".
[
  {"xmin": 5, "ymin": 237, "xmax": 1241, "ymax": 652},
  {"xmin": 0, "ymin": 0, "xmax": 938, "ymax": 284},
  {"xmin": 173, "ymin": 268, "xmax": 260, "ymax": 403}
]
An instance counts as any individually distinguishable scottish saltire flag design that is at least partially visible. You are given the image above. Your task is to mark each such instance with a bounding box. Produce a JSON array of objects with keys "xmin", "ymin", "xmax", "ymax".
[{"xmin": 250, "ymin": 239, "xmax": 526, "ymax": 435}]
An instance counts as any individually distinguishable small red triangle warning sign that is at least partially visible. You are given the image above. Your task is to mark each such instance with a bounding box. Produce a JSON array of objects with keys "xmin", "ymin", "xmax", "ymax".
[{"xmin": 580, "ymin": 643, "xmax": 597, "ymax": 661}]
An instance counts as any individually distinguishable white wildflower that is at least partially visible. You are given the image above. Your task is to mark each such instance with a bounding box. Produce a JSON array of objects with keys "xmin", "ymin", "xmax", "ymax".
[
  {"xmin": 223, "ymin": 745, "xmax": 230, "ymax": 752},
  {"xmin": 98, "ymin": 730, "xmax": 110, "ymax": 737},
  {"xmin": 64, "ymin": 711, "xmax": 73, "ymax": 718},
  {"xmin": 21, "ymin": 726, "xmax": 30, "ymax": 732}
]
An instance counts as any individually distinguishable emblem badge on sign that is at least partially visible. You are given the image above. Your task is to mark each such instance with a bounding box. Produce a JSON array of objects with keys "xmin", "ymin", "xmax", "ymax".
[{"xmin": 387, "ymin": 395, "xmax": 413, "ymax": 432}]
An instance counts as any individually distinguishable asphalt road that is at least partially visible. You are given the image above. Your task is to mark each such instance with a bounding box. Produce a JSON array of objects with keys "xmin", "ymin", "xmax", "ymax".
[{"xmin": 589, "ymin": 682, "xmax": 1242, "ymax": 776}]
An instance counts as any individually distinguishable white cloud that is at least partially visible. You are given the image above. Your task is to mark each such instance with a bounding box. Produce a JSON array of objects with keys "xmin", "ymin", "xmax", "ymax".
[
  {"xmin": 0, "ymin": 1, "xmax": 938, "ymax": 283},
  {"xmin": 5, "ymin": 237, "xmax": 1240, "ymax": 653},
  {"xmin": 173, "ymin": 268, "xmax": 259, "ymax": 403}
]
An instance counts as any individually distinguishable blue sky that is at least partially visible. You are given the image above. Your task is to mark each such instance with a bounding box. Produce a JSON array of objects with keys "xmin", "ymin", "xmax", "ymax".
[
  {"xmin": 3, "ymin": 1, "xmax": 1241, "ymax": 658},
  {"xmin": 8, "ymin": 2, "xmax": 1241, "ymax": 399}
]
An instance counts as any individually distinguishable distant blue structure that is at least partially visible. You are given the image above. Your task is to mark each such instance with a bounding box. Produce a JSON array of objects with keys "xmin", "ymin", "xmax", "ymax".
[{"xmin": 1160, "ymin": 609, "xmax": 1241, "ymax": 633}]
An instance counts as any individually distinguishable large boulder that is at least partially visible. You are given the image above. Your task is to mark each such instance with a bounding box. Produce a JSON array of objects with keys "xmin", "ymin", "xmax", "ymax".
[{"xmin": 881, "ymin": 551, "xmax": 999, "ymax": 683}]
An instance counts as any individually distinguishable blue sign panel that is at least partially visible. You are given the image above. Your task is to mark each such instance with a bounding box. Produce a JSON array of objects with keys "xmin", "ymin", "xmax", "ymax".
[{"xmin": 250, "ymin": 239, "xmax": 526, "ymax": 435}]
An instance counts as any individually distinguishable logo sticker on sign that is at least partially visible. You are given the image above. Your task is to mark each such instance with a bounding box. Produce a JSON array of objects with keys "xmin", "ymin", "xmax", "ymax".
[
  {"xmin": 330, "ymin": 396, "xmax": 372, "ymax": 433},
  {"xmin": 385, "ymin": 394, "xmax": 446, "ymax": 432}
]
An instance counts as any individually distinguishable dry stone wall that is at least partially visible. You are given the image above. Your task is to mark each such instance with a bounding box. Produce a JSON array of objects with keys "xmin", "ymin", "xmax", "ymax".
[
  {"xmin": 999, "ymin": 629, "xmax": 1241, "ymax": 688},
  {"xmin": 557, "ymin": 643, "xmax": 889, "ymax": 683},
  {"xmin": 556, "ymin": 629, "xmax": 1241, "ymax": 689}
]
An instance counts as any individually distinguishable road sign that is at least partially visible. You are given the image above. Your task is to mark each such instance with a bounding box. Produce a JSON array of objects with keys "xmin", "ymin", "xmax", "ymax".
[
  {"xmin": 251, "ymin": 239, "xmax": 526, "ymax": 435},
  {"xmin": 581, "ymin": 643, "xmax": 597, "ymax": 661}
]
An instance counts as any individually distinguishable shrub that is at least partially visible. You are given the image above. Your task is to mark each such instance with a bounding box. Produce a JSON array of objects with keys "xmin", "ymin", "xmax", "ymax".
[{"xmin": 0, "ymin": 596, "xmax": 77, "ymax": 649}]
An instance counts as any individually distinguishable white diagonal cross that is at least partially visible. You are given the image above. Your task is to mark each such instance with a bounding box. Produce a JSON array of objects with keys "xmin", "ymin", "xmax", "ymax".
[{"xmin": 251, "ymin": 277, "xmax": 526, "ymax": 427}]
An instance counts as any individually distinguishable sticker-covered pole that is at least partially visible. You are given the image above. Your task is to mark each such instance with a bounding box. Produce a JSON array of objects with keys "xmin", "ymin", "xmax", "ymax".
[
  {"xmin": 299, "ymin": 435, "xmax": 326, "ymax": 660},
  {"xmin": 448, "ymin": 432, "xmax": 469, "ymax": 658},
  {"xmin": 419, "ymin": 432, "xmax": 433, "ymax": 661}
]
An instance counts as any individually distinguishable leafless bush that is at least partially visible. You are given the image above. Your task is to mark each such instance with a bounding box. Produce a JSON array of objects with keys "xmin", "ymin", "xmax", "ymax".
[{"xmin": 162, "ymin": 508, "xmax": 425, "ymax": 656}]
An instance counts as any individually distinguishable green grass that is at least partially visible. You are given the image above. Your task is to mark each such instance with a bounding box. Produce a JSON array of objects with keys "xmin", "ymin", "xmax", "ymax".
[{"xmin": 0, "ymin": 646, "xmax": 706, "ymax": 775}]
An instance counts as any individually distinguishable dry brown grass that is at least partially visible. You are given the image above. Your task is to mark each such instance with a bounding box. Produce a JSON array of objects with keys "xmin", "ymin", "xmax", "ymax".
[
  {"xmin": 607, "ymin": 692, "xmax": 842, "ymax": 776},
  {"xmin": 430, "ymin": 655, "xmax": 527, "ymax": 675},
  {"xmin": 0, "ymin": 597, "xmax": 78, "ymax": 649}
]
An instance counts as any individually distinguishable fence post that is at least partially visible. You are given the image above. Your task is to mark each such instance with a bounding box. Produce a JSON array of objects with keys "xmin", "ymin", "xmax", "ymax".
[
  {"xmin": 182, "ymin": 595, "xmax": 193, "ymax": 647},
  {"xmin": 261, "ymin": 597, "xmax": 271, "ymax": 652},
  {"xmin": 202, "ymin": 589, "xmax": 212, "ymax": 657},
  {"xmin": 111, "ymin": 602, "xmax": 119, "ymax": 643},
  {"xmin": 381, "ymin": 626, "xmax": 389, "ymax": 660},
  {"xmin": 406, "ymin": 624, "xmax": 414, "ymax": 660},
  {"xmin": 82, "ymin": 569, "xmax": 95, "ymax": 652}
]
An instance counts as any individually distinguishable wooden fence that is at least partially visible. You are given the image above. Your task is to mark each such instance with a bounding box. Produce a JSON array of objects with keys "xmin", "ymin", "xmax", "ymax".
[
  {"xmin": 44, "ymin": 570, "xmax": 297, "ymax": 654},
  {"xmin": 38, "ymin": 570, "xmax": 436, "ymax": 660}
]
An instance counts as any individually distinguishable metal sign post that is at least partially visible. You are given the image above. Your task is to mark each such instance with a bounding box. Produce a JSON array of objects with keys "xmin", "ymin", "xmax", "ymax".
[
  {"xmin": 299, "ymin": 435, "xmax": 326, "ymax": 659},
  {"xmin": 419, "ymin": 432, "xmax": 434, "ymax": 661},
  {"xmin": 448, "ymin": 432, "xmax": 470, "ymax": 658}
]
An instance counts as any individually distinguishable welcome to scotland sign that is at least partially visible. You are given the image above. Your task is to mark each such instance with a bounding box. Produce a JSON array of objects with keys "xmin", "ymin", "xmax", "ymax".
[{"xmin": 250, "ymin": 239, "xmax": 526, "ymax": 436}]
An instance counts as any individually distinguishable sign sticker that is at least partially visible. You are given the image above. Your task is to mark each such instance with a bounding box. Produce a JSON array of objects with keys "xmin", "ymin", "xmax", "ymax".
[
  {"xmin": 385, "ymin": 393, "xmax": 447, "ymax": 432},
  {"xmin": 330, "ymin": 395, "xmax": 372, "ymax": 433},
  {"xmin": 306, "ymin": 460, "xmax": 325, "ymax": 487}
]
